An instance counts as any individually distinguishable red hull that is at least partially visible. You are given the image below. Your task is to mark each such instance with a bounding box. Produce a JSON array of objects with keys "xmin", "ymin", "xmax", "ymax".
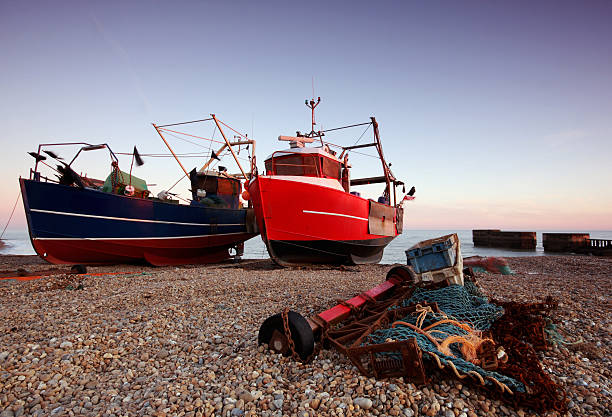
[
  {"xmin": 248, "ymin": 176, "xmax": 399, "ymax": 265},
  {"xmin": 31, "ymin": 233, "xmax": 253, "ymax": 266}
]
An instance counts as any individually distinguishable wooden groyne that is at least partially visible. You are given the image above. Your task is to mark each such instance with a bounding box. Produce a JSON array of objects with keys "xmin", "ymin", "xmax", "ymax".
[
  {"xmin": 543, "ymin": 233, "xmax": 612, "ymax": 256},
  {"xmin": 472, "ymin": 229, "xmax": 536, "ymax": 250}
]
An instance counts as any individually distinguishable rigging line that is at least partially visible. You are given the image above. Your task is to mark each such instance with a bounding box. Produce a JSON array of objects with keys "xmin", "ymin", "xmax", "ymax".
[
  {"xmin": 199, "ymin": 124, "xmax": 216, "ymax": 191},
  {"xmin": 223, "ymin": 151, "xmax": 250, "ymax": 163},
  {"xmin": 323, "ymin": 142, "xmax": 379, "ymax": 159},
  {"xmin": 155, "ymin": 118, "xmax": 214, "ymax": 128},
  {"xmin": 206, "ymin": 124, "xmax": 215, "ymax": 162},
  {"xmin": 0, "ymin": 189, "xmax": 21, "ymax": 240},
  {"xmin": 175, "ymin": 195, "xmax": 191, "ymax": 204},
  {"xmin": 157, "ymin": 127, "xmax": 225, "ymax": 145},
  {"xmin": 346, "ymin": 149, "xmax": 380, "ymax": 159},
  {"xmin": 321, "ymin": 121, "xmax": 372, "ymax": 134},
  {"xmin": 116, "ymin": 152, "xmax": 209, "ymax": 157},
  {"xmin": 161, "ymin": 130, "xmax": 213, "ymax": 150},
  {"xmin": 167, "ymin": 172, "xmax": 187, "ymax": 192},
  {"xmin": 352, "ymin": 122, "xmax": 373, "ymax": 146},
  {"xmin": 217, "ymin": 148, "xmax": 250, "ymax": 163},
  {"xmin": 116, "ymin": 154, "xmax": 210, "ymax": 159},
  {"xmin": 216, "ymin": 119, "xmax": 250, "ymax": 141}
]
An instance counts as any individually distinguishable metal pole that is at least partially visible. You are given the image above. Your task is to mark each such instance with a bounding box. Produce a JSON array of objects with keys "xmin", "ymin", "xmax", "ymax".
[
  {"xmin": 211, "ymin": 115, "xmax": 248, "ymax": 180},
  {"xmin": 251, "ymin": 139, "xmax": 256, "ymax": 178},
  {"xmin": 152, "ymin": 123, "xmax": 190, "ymax": 178},
  {"xmin": 371, "ymin": 117, "xmax": 390, "ymax": 197},
  {"xmin": 34, "ymin": 144, "xmax": 42, "ymax": 178}
]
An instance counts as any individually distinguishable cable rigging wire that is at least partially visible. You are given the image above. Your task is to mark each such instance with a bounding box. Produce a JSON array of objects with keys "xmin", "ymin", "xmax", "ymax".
[
  {"xmin": 161, "ymin": 130, "xmax": 212, "ymax": 150},
  {"xmin": 352, "ymin": 122, "xmax": 373, "ymax": 146},
  {"xmin": 156, "ymin": 127, "xmax": 225, "ymax": 145},
  {"xmin": 319, "ymin": 122, "xmax": 379, "ymax": 159},
  {"xmin": 0, "ymin": 190, "xmax": 21, "ymax": 240},
  {"xmin": 166, "ymin": 172, "xmax": 187, "ymax": 193},
  {"xmin": 116, "ymin": 152, "xmax": 210, "ymax": 158}
]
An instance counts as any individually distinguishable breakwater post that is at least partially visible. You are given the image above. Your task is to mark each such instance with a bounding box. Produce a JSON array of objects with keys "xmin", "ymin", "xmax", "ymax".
[{"xmin": 472, "ymin": 229, "xmax": 536, "ymax": 250}]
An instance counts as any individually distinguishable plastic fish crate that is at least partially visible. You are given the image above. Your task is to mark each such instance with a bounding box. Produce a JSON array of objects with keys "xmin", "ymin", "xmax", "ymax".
[
  {"xmin": 405, "ymin": 234, "xmax": 458, "ymax": 273},
  {"xmin": 416, "ymin": 264, "xmax": 464, "ymax": 286}
]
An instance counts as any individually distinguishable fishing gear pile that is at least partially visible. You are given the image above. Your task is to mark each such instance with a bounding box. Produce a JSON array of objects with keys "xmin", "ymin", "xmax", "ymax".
[{"xmin": 326, "ymin": 276, "xmax": 567, "ymax": 414}]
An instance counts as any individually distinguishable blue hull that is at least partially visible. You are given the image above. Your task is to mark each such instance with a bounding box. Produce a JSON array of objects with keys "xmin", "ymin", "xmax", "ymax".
[{"xmin": 20, "ymin": 179, "xmax": 258, "ymax": 265}]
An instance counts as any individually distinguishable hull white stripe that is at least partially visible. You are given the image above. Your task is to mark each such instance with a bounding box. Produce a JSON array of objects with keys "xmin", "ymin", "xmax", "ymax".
[
  {"xmin": 303, "ymin": 210, "xmax": 368, "ymax": 222},
  {"xmin": 33, "ymin": 232, "xmax": 249, "ymax": 241},
  {"xmin": 30, "ymin": 208, "xmax": 244, "ymax": 227}
]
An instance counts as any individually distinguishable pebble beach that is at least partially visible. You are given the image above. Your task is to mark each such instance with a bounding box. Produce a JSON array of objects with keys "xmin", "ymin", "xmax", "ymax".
[{"xmin": 0, "ymin": 255, "xmax": 610, "ymax": 417}]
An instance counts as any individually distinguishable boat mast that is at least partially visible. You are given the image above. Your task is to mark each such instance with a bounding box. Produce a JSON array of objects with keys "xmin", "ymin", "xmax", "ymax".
[
  {"xmin": 305, "ymin": 97, "xmax": 324, "ymax": 145},
  {"xmin": 371, "ymin": 117, "xmax": 396, "ymax": 205},
  {"xmin": 211, "ymin": 114, "xmax": 249, "ymax": 180}
]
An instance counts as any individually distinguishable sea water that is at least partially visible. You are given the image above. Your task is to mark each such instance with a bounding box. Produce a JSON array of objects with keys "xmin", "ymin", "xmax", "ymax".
[{"xmin": 3, "ymin": 227, "xmax": 611, "ymax": 263}]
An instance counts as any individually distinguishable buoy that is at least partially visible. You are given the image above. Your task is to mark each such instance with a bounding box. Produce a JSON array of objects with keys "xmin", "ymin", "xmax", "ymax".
[
  {"xmin": 124, "ymin": 185, "xmax": 135, "ymax": 196},
  {"xmin": 242, "ymin": 190, "xmax": 250, "ymax": 201}
]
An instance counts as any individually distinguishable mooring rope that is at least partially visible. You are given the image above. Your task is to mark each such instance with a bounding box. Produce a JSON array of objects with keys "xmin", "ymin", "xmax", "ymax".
[{"xmin": 0, "ymin": 189, "xmax": 21, "ymax": 240}]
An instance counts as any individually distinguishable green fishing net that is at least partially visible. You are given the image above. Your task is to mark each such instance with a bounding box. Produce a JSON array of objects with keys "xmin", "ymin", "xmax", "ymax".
[{"xmin": 366, "ymin": 282, "xmax": 526, "ymax": 393}]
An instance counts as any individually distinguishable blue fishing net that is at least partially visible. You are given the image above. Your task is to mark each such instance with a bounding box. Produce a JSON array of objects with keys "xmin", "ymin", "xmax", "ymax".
[
  {"xmin": 402, "ymin": 283, "xmax": 504, "ymax": 331},
  {"xmin": 367, "ymin": 283, "xmax": 526, "ymax": 393}
]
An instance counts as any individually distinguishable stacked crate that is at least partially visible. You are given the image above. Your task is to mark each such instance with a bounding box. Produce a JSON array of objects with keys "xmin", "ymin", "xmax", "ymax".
[{"xmin": 405, "ymin": 233, "xmax": 463, "ymax": 286}]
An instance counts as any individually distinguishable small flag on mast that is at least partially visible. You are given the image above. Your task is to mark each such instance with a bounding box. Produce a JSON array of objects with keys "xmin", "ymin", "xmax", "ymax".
[{"xmin": 134, "ymin": 146, "xmax": 144, "ymax": 166}]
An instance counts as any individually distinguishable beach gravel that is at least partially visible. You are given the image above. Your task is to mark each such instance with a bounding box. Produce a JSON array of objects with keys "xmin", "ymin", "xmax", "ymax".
[{"xmin": 0, "ymin": 255, "xmax": 610, "ymax": 416}]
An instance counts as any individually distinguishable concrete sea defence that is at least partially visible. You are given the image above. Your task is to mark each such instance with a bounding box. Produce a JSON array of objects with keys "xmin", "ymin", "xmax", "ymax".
[
  {"xmin": 543, "ymin": 233, "xmax": 612, "ymax": 256},
  {"xmin": 472, "ymin": 230, "xmax": 537, "ymax": 250}
]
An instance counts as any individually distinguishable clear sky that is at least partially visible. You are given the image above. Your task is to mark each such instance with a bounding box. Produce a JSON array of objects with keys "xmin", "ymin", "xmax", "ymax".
[{"xmin": 1, "ymin": 0, "xmax": 611, "ymax": 230}]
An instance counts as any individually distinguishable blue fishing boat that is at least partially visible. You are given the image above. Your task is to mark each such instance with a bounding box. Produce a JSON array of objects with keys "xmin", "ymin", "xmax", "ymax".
[{"xmin": 21, "ymin": 116, "xmax": 258, "ymax": 265}]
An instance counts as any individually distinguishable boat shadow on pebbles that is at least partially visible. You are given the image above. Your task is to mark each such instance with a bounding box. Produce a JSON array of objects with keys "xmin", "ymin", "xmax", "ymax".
[{"xmin": 228, "ymin": 258, "xmax": 369, "ymax": 272}]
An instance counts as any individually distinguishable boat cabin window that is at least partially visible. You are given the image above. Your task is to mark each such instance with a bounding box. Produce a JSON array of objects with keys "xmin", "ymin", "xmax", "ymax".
[
  {"xmin": 321, "ymin": 157, "xmax": 341, "ymax": 180},
  {"xmin": 265, "ymin": 153, "xmax": 341, "ymax": 180},
  {"xmin": 265, "ymin": 154, "xmax": 319, "ymax": 177}
]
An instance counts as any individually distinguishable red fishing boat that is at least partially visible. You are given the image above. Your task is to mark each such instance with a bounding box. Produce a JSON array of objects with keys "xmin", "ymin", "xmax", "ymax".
[{"xmin": 246, "ymin": 98, "xmax": 414, "ymax": 265}]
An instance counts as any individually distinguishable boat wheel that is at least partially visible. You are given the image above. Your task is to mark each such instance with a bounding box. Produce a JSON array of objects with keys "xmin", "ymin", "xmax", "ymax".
[
  {"xmin": 258, "ymin": 310, "xmax": 315, "ymax": 361},
  {"xmin": 386, "ymin": 264, "xmax": 416, "ymax": 284}
]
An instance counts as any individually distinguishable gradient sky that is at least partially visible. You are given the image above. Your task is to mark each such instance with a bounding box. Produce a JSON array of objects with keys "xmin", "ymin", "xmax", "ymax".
[{"xmin": 1, "ymin": 0, "xmax": 611, "ymax": 230}]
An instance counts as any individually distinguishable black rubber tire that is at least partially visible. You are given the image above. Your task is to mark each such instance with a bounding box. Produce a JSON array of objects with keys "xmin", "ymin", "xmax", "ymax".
[
  {"xmin": 71, "ymin": 264, "xmax": 87, "ymax": 274},
  {"xmin": 386, "ymin": 264, "xmax": 417, "ymax": 283},
  {"xmin": 258, "ymin": 311, "xmax": 315, "ymax": 361}
]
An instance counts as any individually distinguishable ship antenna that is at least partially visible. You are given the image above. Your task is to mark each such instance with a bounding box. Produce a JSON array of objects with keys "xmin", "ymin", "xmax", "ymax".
[{"xmin": 305, "ymin": 96, "xmax": 323, "ymax": 145}]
